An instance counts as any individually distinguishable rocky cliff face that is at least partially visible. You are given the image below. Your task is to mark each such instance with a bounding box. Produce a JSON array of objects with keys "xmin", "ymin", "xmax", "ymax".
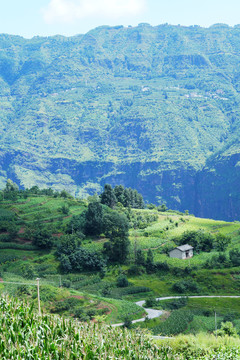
[
  {"xmin": 1, "ymin": 24, "xmax": 240, "ymax": 220},
  {"xmin": 195, "ymin": 152, "xmax": 240, "ymax": 220}
]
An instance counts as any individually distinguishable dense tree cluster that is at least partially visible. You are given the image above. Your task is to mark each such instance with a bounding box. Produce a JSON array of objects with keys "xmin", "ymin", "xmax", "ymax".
[
  {"xmin": 57, "ymin": 234, "xmax": 106, "ymax": 273},
  {"xmin": 0, "ymin": 182, "xmax": 74, "ymax": 202},
  {"xmin": 67, "ymin": 201, "xmax": 130, "ymax": 264},
  {"xmin": 174, "ymin": 230, "xmax": 231, "ymax": 253},
  {"xmin": 102, "ymin": 211, "xmax": 130, "ymax": 263},
  {"xmin": 100, "ymin": 184, "xmax": 144, "ymax": 209},
  {"xmin": 29, "ymin": 223, "xmax": 54, "ymax": 249},
  {"xmin": 204, "ymin": 248, "xmax": 240, "ymax": 269}
]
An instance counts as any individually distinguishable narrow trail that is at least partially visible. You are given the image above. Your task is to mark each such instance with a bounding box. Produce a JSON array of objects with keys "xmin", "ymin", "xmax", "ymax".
[{"xmin": 111, "ymin": 295, "xmax": 240, "ymax": 328}]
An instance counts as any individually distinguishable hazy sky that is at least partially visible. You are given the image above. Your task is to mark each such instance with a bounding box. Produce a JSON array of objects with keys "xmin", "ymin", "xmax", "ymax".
[{"xmin": 1, "ymin": 0, "xmax": 240, "ymax": 38}]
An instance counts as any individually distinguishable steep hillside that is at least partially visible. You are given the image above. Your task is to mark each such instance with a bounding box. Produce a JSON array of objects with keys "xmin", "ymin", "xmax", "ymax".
[{"xmin": 1, "ymin": 24, "xmax": 240, "ymax": 219}]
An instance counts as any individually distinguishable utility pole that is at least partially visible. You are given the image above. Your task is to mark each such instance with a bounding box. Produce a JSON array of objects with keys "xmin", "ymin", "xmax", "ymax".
[
  {"xmin": 59, "ymin": 275, "xmax": 62, "ymax": 287},
  {"xmin": 36, "ymin": 278, "xmax": 41, "ymax": 316},
  {"xmin": 215, "ymin": 310, "xmax": 217, "ymax": 338},
  {"xmin": 134, "ymin": 225, "xmax": 137, "ymax": 263}
]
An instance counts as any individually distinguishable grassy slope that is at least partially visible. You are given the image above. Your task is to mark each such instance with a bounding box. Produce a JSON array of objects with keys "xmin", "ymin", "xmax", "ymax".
[
  {"xmin": 1, "ymin": 195, "xmax": 240, "ymax": 291},
  {"xmin": 1, "ymin": 195, "xmax": 240, "ymax": 336}
]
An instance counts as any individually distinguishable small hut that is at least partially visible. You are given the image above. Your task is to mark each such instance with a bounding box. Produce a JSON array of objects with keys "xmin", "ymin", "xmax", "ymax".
[{"xmin": 169, "ymin": 244, "xmax": 193, "ymax": 260}]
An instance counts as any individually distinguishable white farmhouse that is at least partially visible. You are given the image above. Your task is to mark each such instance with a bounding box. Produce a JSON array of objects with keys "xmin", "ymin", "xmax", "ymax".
[{"xmin": 169, "ymin": 244, "xmax": 193, "ymax": 260}]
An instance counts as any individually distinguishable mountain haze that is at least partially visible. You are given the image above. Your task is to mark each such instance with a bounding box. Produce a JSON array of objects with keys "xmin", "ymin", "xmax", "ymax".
[{"xmin": 0, "ymin": 23, "xmax": 240, "ymax": 220}]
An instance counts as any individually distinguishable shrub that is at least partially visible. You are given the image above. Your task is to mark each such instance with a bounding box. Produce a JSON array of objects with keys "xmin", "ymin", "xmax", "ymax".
[
  {"xmin": 116, "ymin": 274, "xmax": 129, "ymax": 288},
  {"xmin": 214, "ymin": 234, "xmax": 231, "ymax": 251},
  {"xmin": 155, "ymin": 261, "xmax": 170, "ymax": 271},
  {"xmin": 214, "ymin": 322, "xmax": 238, "ymax": 337},
  {"xmin": 145, "ymin": 297, "xmax": 158, "ymax": 308},
  {"xmin": 123, "ymin": 317, "xmax": 132, "ymax": 329},
  {"xmin": 204, "ymin": 252, "xmax": 230, "ymax": 269},
  {"xmin": 172, "ymin": 279, "xmax": 200, "ymax": 293},
  {"xmin": 229, "ymin": 248, "xmax": 240, "ymax": 266},
  {"xmin": 175, "ymin": 230, "xmax": 214, "ymax": 253},
  {"xmin": 161, "ymin": 297, "xmax": 188, "ymax": 310},
  {"xmin": 60, "ymin": 205, "xmax": 69, "ymax": 215},
  {"xmin": 128, "ymin": 265, "xmax": 146, "ymax": 276}
]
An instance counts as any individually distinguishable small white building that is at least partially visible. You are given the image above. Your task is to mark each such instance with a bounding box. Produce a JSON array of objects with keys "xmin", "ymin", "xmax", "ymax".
[{"xmin": 169, "ymin": 244, "xmax": 193, "ymax": 260}]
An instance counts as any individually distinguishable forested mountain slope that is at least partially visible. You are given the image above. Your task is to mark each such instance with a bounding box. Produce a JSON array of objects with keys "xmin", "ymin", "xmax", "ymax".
[{"xmin": 0, "ymin": 23, "xmax": 240, "ymax": 220}]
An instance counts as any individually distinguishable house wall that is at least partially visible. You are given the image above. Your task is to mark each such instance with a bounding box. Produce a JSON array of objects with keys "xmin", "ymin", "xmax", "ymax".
[
  {"xmin": 169, "ymin": 249, "xmax": 183, "ymax": 259},
  {"xmin": 183, "ymin": 249, "xmax": 194, "ymax": 259},
  {"xmin": 189, "ymin": 249, "xmax": 193, "ymax": 258},
  {"xmin": 169, "ymin": 249, "xmax": 194, "ymax": 259}
]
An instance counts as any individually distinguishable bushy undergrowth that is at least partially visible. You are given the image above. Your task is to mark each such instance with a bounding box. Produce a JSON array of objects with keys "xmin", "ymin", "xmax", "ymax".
[{"xmin": 157, "ymin": 333, "xmax": 240, "ymax": 359}]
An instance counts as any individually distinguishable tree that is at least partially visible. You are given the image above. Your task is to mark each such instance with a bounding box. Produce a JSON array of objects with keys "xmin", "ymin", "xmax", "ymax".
[
  {"xmin": 135, "ymin": 249, "xmax": 145, "ymax": 266},
  {"xmin": 85, "ymin": 202, "xmax": 104, "ymax": 236},
  {"xmin": 100, "ymin": 184, "xmax": 117, "ymax": 208},
  {"xmin": 29, "ymin": 186, "xmax": 40, "ymax": 194},
  {"xmin": 146, "ymin": 249, "xmax": 154, "ymax": 273},
  {"xmin": 67, "ymin": 212, "xmax": 86, "ymax": 236},
  {"xmin": 20, "ymin": 264, "xmax": 35, "ymax": 279},
  {"xmin": 157, "ymin": 204, "xmax": 167, "ymax": 212},
  {"xmin": 229, "ymin": 248, "xmax": 240, "ymax": 266},
  {"xmin": 5, "ymin": 179, "xmax": 19, "ymax": 192},
  {"xmin": 177, "ymin": 230, "xmax": 214, "ymax": 253},
  {"xmin": 60, "ymin": 190, "xmax": 72, "ymax": 198},
  {"xmin": 69, "ymin": 248, "xmax": 106, "ymax": 272},
  {"xmin": 214, "ymin": 322, "xmax": 238, "ymax": 337},
  {"xmin": 56, "ymin": 234, "xmax": 81, "ymax": 257},
  {"xmin": 117, "ymin": 274, "xmax": 129, "ymax": 287},
  {"xmin": 114, "ymin": 185, "xmax": 125, "ymax": 204},
  {"xmin": 103, "ymin": 211, "xmax": 129, "ymax": 239},
  {"xmin": 60, "ymin": 204, "xmax": 69, "ymax": 215},
  {"xmin": 123, "ymin": 188, "xmax": 131, "ymax": 207},
  {"xmin": 3, "ymin": 179, "xmax": 19, "ymax": 201},
  {"xmin": 214, "ymin": 233, "xmax": 231, "ymax": 251},
  {"xmin": 113, "ymin": 185, "xmax": 144, "ymax": 209},
  {"xmin": 32, "ymin": 226, "xmax": 54, "ymax": 249},
  {"xmin": 103, "ymin": 212, "xmax": 130, "ymax": 263},
  {"xmin": 8, "ymin": 223, "xmax": 18, "ymax": 241},
  {"xmin": 58, "ymin": 254, "xmax": 72, "ymax": 273},
  {"xmin": 87, "ymin": 193, "xmax": 100, "ymax": 203}
]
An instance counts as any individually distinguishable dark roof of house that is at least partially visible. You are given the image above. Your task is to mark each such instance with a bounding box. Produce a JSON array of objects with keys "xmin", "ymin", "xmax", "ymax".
[
  {"xmin": 176, "ymin": 244, "xmax": 193, "ymax": 251},
  {"xmin": 170, "ymin": 244, "xmax": 193, "ymax": 252}
]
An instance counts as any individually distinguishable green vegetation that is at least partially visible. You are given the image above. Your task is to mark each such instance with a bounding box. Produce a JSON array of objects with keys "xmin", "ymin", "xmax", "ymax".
[
  {"xmin": 1, "ymin": 25, "xmax": 240, "ymax": 219},
  {"xmin": 0, "ymin": 296, "xmax": 153, "ymax": 359},
  {"xmin": 1, "ymin": 188, "xmax": 240, "ymax": 346},
  {"xmin": 1, "ymin": 296, "xmax": 240, "ymax": 359},
  {"xmin": 155, "ymin": 333, "xmax": 240, "ymax": 359}
]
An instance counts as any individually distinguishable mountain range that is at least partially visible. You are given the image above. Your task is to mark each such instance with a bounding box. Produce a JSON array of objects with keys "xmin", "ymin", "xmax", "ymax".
[{"xmin": 0, "ymin": 23, "xmax": 240, "ymax": 220}]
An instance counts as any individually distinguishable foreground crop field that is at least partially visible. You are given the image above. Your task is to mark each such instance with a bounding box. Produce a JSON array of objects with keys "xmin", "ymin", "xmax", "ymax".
[{"xmin": 1, "ymin": 296, "xmax": 240, "ymax": 360}]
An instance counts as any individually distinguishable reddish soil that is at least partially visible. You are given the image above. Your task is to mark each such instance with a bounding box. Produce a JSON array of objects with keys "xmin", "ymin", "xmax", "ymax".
[
  {"xmin": 59, "ymin": 295, "xmax": 84, "ymax": 302},
  {"xmin": 96, "ymin": 304, "xmax": 112, "ymax": 315},
  {"xmin": 18, "ymin": 227, "xmax": 25, "ymax": 234},
  {"xmin": 0, "ymin": 278, "xmax": 3, "ymax": 283},
  {"xmin": 17, "ymin": 238, "xmax": 32, "ymax": 244},
  {"xmin": 52, "ymin": 233, "xmax": 64, "ymax": 237},
  {"xmin": 69, "ymin": 295, "xmax": 84, "ymax": 300}
]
